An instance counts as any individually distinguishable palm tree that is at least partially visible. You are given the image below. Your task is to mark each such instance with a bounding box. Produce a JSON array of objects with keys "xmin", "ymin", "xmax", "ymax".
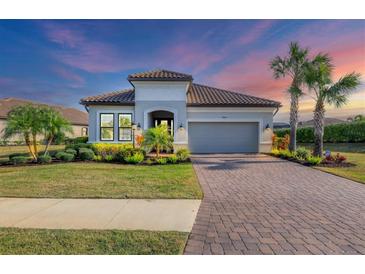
[
  {"xmin": 142, "ymin": 124, "xmax": 173, "ymax": 158},
  {"xmin": 42, "ymin": 107, "xmax": 73, "ymax": 155},
  {"xmin": 304, "ymin": 53, "xmax": 361, "ymax": 156},
  {"xmin": 3, "ymin": 104, "xmax": 44, "ymax": 160},
  {"xmin": 353, "ymin": 114, "xmax": 365, "ymax": 122},
  {"xmin": 270, "ymin": 42, "xmax": 309, "ymax": 151}
]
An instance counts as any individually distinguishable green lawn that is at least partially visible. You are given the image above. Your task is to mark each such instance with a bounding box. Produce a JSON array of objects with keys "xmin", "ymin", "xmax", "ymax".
[
  {"xmin": 0, "ymin": 162, "xmax": 202, "ymax": 199},
  {"xmin": 0, "ymin": 145, "xmax": 65, "ymax": 163},
  {"xmin": 0, "ymin": 228, "xmax": 188, "ymax": 255},
  {"xmin": 299, "ymin": 143, "xmax": 365, "ymax": 184}
]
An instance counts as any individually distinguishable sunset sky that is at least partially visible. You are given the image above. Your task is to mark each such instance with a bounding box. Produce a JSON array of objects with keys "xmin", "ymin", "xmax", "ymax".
[{"xmin": 0, "ymin": 19, "xmax": 364, "ymax": 122}]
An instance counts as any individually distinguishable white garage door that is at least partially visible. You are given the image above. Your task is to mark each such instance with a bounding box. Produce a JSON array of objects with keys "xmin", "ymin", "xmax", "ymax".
[{"xmin": 188, "ymin": 122, "xmax": 259, "ymax": 153}]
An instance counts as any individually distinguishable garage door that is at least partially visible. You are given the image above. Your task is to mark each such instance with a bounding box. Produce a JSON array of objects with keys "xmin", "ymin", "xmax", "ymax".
[{"xmin": 188, "ymin": 122, "xmax": 259, "ymax": 153}]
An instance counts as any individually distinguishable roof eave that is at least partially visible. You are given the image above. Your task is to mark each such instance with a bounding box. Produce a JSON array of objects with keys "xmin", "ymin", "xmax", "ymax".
[
  {"xmin": 128, "ymin": 77, "xmax": 193, "ymax": 82},
  {"xmin": 187, "ymin": 103, "xmax": 281, "ymax": 108},
  {"xmin": 79, "ymin": 101, "xmax": 135, "ymax": 106}
]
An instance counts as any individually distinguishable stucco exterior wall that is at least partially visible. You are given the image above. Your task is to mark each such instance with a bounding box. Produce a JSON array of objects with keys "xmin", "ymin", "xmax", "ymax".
[
  {"xmin": 187, "ymin": 107, "xmax": 275, "ymax": 152},
  {"xmin": 133, "ymin": 81, "xmax": 189, "ymax": 145},
  {"xmin": 87, "ymin": 105, "xmax": 135, "ymax": 143}
]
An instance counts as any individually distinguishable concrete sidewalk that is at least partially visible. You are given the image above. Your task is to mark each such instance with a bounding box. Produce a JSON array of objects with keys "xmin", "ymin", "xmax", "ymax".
[{"xmin": 0, "ymin": 198, "xmax": 201, "ymax": 232}]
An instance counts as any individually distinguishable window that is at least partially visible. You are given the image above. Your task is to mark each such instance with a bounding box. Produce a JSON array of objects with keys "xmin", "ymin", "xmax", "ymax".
[
  {"xmin": 81, "ymin": 127, "xmax": 88, "ymax": 137},
  {"xmin": 118, "ymin": 113, "xmax": 132, "ymax": 141},
  {"xmin": 100, "ymin": 113, "xmax": 114, "ymax": 141}
]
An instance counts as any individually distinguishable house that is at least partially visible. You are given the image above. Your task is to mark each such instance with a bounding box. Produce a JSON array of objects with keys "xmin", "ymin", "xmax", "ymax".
[
  {"xmin": 0, "ymin": 97, "xmax": 88, "ymax": 142},
  {"xmin": 80, "ymin": 69, "xmax": 281, "ymax": 153}
]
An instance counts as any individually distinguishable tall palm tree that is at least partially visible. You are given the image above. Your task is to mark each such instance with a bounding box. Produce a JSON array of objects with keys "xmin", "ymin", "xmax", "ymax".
[
  {"xmin": 270, "ymin": 42, "xmax": 309, "ymax": 151},
  {"xmin": 304, "ymin": 53, "xmax": 361, "ymax": 156},
  {"xmin": 3, "ymin": 104, "xmax": 44, "ymax": 160},
  {"xmin": 42, "ymin": 107, "xmax": 73, "ymax": 155}
]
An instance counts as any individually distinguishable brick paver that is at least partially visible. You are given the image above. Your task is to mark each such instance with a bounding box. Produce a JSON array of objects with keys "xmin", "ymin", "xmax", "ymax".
[{"xmin": 184, "ymin": 154, "xmax": 365, "ymax": 255}]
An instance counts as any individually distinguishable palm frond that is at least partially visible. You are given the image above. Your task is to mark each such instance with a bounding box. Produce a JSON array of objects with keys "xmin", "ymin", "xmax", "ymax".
[
  {"xmin": 270, "ymin": 56, "xmax": 287, "ymax": 79},
  {"xmin": 324, "ymin": 72, "xmax": 362, "ymax": 107}
]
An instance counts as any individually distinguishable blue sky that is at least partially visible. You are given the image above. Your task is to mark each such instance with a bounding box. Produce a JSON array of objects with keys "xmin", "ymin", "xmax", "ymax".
[{"xmin": 0, "ymin": 20, "xmax": 364, "ymax": 121}]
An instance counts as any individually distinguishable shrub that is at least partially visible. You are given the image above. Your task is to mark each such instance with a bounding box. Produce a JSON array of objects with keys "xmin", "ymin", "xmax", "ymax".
[
  {"xmin": 307, "ymin": 155, "xmax": 322, "ymax": 165},
  {"xmin": 104, "ymin": 155, "xmax": 114, "ymax": 162},
  {"xmin": 142, "ymin": 124, "xmax": 173, "ymax": 157},
  {"xmin": 124, "ymin": 152, "xmax": 144, "ymax": 164},
  {"xmin": 176, "ymin": 149, "xmax": 190, "ymax": 162},
  {"xmin": 93, "ymin": 155, "xmax": 103, "ymax": 162},
  {"xmin": 79, "ymin": 148, "xmax": 95, "ymax": 161},
  {"xmin": 145, "ymin": 158, "xmax": 154, "ymax": 165},
  {"xmin": 38, "ymin": 154, "xmax": 52, "ymax": 164},
  {"xmin": 278, "ymin": 150, "xmax": 295, "ymax": 159},
  {"xmin": 55, "ymin": 152, "xmax": 74, "ymax": 162},
  {"xmin": 166, "ymin": 155, "xmax": 178, "ymax": 164},
  {"xmin": 155, "ymin": 157, "xmax": 167, "ymax": 165},
  {"xmin": 91, "ymin": 143, "xmax": 132, "ymax": 159},
  {"xmin": 334, "ymin": 153, "xmax": 346, "ymax": 164},
  {"xmin": 271, "ymin": 148, "xmax": 281, "ymax": 156},
  {"xmin": 10, "ymin": 156, "xmax": 29, "ymax": 165},
  {"xmin": 65, "ymin": 136, "xmax": 88, "ymax": 145},
  {"xmin": 116, "ymin": 147, "xmax": 146, "ymax": 163},
  {"xmin": 295, "ymin": 147, "xmax": 310, "ymax": 160},
  {"xmin": 275, "ymin": 121, "xmax": 365, "ymax": 143},
  {"xmin": 9, "ymin": 152, "xmax": 29, "ymax": 160},
  {"xmin": 65, "ymin": 143, "xmax": 92, "ymax": 152},
  {"xmin": 65, "ymin": 148, "xmax": 77, "ymax": 156}
]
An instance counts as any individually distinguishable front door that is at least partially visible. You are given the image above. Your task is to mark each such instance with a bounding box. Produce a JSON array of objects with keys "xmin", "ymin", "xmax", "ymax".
[{"xmin": 154, "ymin": 118, "xmax": 174, "ymax": 135}]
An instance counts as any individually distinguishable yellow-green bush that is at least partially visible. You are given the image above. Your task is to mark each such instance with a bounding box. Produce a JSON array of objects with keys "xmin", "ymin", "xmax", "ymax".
[{"xmin": 91, "ymin": 143, "xmax": 133, "ymax": 159}]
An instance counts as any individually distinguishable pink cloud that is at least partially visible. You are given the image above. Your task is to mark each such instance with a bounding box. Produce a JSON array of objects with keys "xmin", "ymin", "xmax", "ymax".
[
  {"xmin": 162, "ymin": 42, "xmax": 224, "ymax": 74},
  {"xmin": 238, "ymin": 20, "xmax": 275, "ymax": 46},
  {"xmin": 43, "ymin": 23, "xmax": 129, "ymax": 73},
  {"xmin": 52, "ymin": 66, "xmax": 85, "ymax": 88}
]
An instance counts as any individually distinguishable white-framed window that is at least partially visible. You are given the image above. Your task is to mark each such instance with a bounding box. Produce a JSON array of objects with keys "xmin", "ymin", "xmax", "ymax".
[
  {"xmin": 100, "ymin": 113, "xmax": 114, "ymax": 141},
  {"xmin": 118, "ymin": 113, "xmax": 132, "ymax": 141}
]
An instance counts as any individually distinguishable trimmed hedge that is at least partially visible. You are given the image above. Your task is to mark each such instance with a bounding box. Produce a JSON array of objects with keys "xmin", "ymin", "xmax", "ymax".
[{"xmin": 275, "ymin": 121, "xmax": 365, "ymax": 143}]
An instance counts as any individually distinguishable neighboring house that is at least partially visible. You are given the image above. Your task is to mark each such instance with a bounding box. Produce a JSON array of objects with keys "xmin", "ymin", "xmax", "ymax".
[
  {"xmin": 298, "ymin": 118, "xmax": 346, "ymax": 128},
  {"xmin": 0, "ymin": 97, "xmax": 88, "ymax": 142},
  {"xmin": 80, "ymin": 69, "xmax": 281, "ymax": 153},
  {"xmin": 273, "ymin": 122, "xmax": 290, "ymax": 129}
]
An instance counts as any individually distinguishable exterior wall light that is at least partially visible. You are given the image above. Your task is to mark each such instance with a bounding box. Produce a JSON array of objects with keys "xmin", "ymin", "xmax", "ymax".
[
  {"xmin": 137, "ymin": 122, "xmax": 141, "ymax": 130},
  {"xmin": 265, "ymin": 124, "xmax": 270, "ymax": 130},
  {"xmin": 179, "ymin": 123, "xmax": 184, "ymax": 130}
]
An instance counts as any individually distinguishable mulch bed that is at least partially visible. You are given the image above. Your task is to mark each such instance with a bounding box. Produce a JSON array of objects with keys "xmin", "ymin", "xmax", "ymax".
[{"xmin": 318, "ymin": 162, "xmax": 356, "ymax": 168}]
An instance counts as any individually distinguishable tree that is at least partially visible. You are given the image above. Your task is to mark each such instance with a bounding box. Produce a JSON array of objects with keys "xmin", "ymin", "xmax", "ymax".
[
  {"xmin": 354, "ymin": 114, "xmax": 365, "ymax": 122},
  {"xmin": 3, "ymin": 104, "xmax": 44, "ymax": 160},
  {"xmin": 142, "ymin": 124, "xmax": 173, "ymax": 158},
  {"xmin": 42, "ymin": 107, "xmax": 73, "ymax": 155},
  {"xmin": 304, "ymin": 53, "xmax": 361, "ymax": 156},
  {"xmin": 270, "ymin": 42, "xmax": 309, "ymax": 151}
]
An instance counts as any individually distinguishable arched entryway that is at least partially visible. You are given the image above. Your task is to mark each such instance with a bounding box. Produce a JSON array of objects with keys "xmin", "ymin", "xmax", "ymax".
[{"xmin": 143, "ymin": 107, "xmax": 178, "ymax": 136}]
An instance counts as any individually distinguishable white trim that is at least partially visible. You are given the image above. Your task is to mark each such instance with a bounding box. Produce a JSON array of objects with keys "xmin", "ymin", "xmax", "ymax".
[
  {"xmin": 173, "ymin": 141, "xmax": 188, "ymax": 145},
  {"xmin": 260, "ymin": 141, "xmax": 272, "ymax": 144},
  {"xmin": 187, "ymin": 107, "xmax": 276, "ymax": 113}
]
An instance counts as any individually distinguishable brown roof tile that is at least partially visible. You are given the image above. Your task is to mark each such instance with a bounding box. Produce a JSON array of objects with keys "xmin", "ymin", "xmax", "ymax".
[
  {"xmin": 80, "ymin": 89, "xmax": 135, "ymax": 105},
  {"xmin": 80, "ymin": 83, "xmax": 280, "ymax": 108},
  {"xmin": 0, "ymin": 98, "xmax": 88, "ymax": 126},
  {"xmin": 128, "ymin": 69, "xmax": 193, "ymax": 81},
  {"xmin": 187, "ymin": 83, "xmax": 281, "ymax": 107}
]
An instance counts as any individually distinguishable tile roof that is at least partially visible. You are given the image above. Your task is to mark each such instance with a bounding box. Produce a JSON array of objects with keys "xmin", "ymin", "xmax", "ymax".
[
  {"xmin": 80, "ymin": 88, "xmax": 135, "ymax": 105},
  {"xmin": 127, "ymin": 69, "xmax": 193, "ymax": 81},
  {"xmin": 0, "ymin": 98, "xmax": 88, "ymax": 126},
  {"xmin": 187, "ymin": 83, "xmax": 281, "ymax": 107},
  {"xmin": 80, "ymin": 83, "xmax": 280, "ymax": 108}
]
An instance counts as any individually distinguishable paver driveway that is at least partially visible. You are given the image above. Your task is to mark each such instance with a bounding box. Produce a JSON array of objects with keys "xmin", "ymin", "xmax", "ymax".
[{"xmin": 184, "ymin": 154, "xmax": 365, "ymax": 255}]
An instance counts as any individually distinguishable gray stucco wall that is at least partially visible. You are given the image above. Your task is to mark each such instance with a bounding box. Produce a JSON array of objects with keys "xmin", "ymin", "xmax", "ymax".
[
  {"xmin": 135, "ymin": 100, "xmax": 188, "ymax": 143},
  {"xmin": 87, "ymin": 105, "xmax": 135, "ymax": 143}
]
